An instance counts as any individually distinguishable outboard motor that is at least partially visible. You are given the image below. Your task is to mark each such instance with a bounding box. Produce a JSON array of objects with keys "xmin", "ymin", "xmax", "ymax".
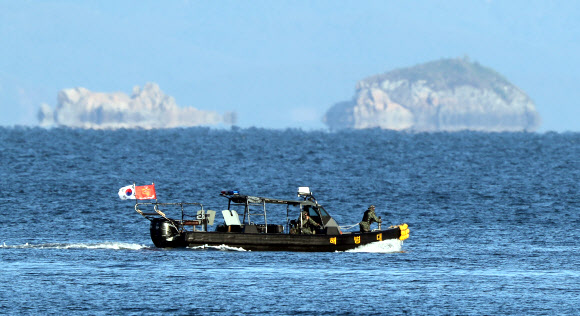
[{"xmin": 150, "ymin": 218, "xmax": 181, "ymax": 248}]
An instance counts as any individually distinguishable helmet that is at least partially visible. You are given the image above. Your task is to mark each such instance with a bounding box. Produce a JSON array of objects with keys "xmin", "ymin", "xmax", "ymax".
[{"xmin": 369, "ymin": 205, "xmax": 375, "ymax": 210}]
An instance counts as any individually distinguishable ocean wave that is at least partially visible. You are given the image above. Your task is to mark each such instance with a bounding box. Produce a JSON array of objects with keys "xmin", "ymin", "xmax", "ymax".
[
  {"xmin": 0, "ymin": 242, "xmax": 149, "ymax": 250},
  {"xmin": 187, "ymin": 244, "xmax": 248, "ymax": 252},
  {"xmin": 345, "ymin": 239, "xmax": 404, "ymax": 253}
]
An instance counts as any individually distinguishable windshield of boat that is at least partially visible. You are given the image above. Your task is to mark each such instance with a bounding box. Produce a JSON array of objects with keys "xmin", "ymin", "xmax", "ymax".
[{"xmin": 302, "ymin": 205, "xmax": 332, "ymax": 226}]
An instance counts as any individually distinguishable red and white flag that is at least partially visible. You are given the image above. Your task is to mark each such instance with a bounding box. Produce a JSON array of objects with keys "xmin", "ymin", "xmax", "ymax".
[
  {"xmin": 135, "ymin": 184, "xmax": 157, "ymax": 200},
  {"xmin": 118, "ymin": 184, "xmax": 136, "ymax": 200}
]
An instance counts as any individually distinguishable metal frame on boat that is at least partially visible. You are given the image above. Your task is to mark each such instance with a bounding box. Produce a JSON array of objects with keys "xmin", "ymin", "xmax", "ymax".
[{"xmin": 133, "ymin": 187, "xmax": 409, "ymax": 251}]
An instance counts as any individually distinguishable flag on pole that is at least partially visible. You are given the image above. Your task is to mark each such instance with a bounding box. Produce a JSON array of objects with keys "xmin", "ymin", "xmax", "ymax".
[
  {"xmin": 135, "ymin": 184, "xmax": 157, "ymax": 200},
  {"xmin": 118, "ymin": 184, "xmax": 136, "ymax": 200}
]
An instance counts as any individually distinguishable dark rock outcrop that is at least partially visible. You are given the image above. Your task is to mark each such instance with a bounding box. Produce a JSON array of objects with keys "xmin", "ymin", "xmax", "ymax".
[{"xmin": 324, "ymin": 58, "xmax": 541, "ymax": 132}]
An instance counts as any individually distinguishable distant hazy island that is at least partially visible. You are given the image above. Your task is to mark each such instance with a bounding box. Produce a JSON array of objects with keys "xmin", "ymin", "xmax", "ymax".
[
  {"xmin": 38, "ymin": 83, "xmax": 236, "ymax": 129},
  {"xmin": 324, "ymin": 58, "xmax": 541, "ymax": 132}
]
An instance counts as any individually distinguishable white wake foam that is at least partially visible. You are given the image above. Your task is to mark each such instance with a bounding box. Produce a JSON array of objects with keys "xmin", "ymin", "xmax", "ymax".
[
  {"xmin": 0, "ymin": 242, "xmax": 148, "ymax": 250},
  {"xmin": 345, "ymin": 239, "xmax": 404, "ymax": 253},
  {"xmin": 187, "ymin": 244, "xmax": 248, "ymax": 252}
]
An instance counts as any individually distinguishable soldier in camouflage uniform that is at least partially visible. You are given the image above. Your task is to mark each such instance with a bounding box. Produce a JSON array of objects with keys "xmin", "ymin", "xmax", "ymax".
[
  {"xmin": 359, "ymin": 205, "xmax": 382, "ymax": 232},
  {"xmin": 298, "ymin": 210, "xmax": 321, "ymax": 235}
]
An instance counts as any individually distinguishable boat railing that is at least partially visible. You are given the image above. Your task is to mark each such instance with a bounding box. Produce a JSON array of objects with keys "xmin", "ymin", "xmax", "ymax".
[
  {"xmin": 244, "ymin": 201, "xmax": 268, "ymax": 232},
  {"xmin": 135, "ymin": 202, "xmax": 211, "ymax": 233}
]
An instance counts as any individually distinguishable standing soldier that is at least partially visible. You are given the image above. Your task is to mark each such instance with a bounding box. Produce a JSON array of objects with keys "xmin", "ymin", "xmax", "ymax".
[{"xmin": 359, "ymin": 205, "xmax": 382, "ymax": 232}]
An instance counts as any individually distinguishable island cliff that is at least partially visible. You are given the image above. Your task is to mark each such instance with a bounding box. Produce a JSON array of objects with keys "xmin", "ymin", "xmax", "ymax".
[
  {"xmin": 38, "ymin": 83, "xmax": 236, "ymax": 129},
  {"xmin": 323, "ymin": 58, "xmax": 540, "ymax": 132}
]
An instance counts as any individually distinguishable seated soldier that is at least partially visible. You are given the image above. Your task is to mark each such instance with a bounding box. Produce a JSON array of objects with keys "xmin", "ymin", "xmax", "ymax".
[
  {"xmin": 298, "ymin": 209, "xmax": 321, "ymax": 235},
  {"xmin": 359, "ymin": 205, "xmax": 382, "ymax": 232}
]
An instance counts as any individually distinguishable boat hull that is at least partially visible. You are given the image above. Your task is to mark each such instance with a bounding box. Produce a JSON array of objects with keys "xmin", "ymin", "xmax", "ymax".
[
  {"xmin": 150, "ymin": 219, "xmax": 402, "ymax": 251},
  {"xmin": 186, "ymin": 230, "xmax": 401, "ymax": 252}
]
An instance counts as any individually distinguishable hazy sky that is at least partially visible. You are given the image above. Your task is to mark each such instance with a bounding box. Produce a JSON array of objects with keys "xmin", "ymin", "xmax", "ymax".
[{"xmin": 1, "ymin": 0, "xmax": 578, "ymax": 131}]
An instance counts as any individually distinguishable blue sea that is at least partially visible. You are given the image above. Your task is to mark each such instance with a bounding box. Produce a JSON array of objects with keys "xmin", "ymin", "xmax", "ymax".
[{"xmin": 1, "ymin": 127, "xmax": 578, "ymax": 315}]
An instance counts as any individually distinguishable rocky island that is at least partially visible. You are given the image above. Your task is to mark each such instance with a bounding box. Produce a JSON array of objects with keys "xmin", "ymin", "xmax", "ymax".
[
  {"xmin": 38, "ymin": 83, "xmax": 236, "ymax": 129},
  {"xmin": 323, "ymin": 58, "xmax": 541, "ymax": 132}
]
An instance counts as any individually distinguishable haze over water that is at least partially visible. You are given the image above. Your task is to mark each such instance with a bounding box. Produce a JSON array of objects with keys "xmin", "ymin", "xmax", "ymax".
[{"xmin": 1, "ymin": 127, "xmax": 578, "ymax": 315}]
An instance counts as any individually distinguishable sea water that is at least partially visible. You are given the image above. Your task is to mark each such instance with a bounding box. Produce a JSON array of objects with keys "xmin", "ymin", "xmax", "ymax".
[{"xmin": 1, "ymin": 127, "xmax": 578, "ymax": 315}]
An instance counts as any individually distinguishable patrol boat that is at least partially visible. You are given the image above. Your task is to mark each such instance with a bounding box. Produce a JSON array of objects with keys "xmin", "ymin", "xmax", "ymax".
[{"xmin": 134, "ymin": 187, "xmax": 410, "ymax": 252}]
